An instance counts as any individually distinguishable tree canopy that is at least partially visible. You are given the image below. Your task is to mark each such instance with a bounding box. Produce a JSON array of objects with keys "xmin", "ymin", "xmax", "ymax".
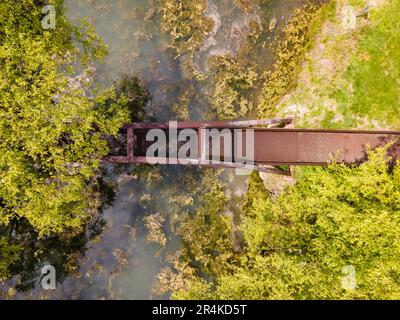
[
  {"xmin": 0, "ymin": 0, "xmax": 130, "ymax": 237},
  {"xmin": 175, "ymin": 147, "xmax": 400, "ymax": 299}
]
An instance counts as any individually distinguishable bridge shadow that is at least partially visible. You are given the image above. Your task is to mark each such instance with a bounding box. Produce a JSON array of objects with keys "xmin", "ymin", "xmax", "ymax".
[{"xmin": 351, "ymin": 136, "xmax": 400, "ymax": 166}]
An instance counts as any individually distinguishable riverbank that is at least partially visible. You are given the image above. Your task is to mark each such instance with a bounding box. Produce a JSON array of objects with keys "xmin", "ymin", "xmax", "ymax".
[{"xmin": 277, "ymin": 0, "xmax": 398, "ymax": 130}]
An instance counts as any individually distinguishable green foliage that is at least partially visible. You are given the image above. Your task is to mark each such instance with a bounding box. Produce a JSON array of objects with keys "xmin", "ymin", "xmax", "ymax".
[
  {"xmin": 334, "ymin": 0, "xmax": 400, "ymax": 127},
  {"xmin": 0, "ymin": 0, "xmax": 130, "ymax": 236},
  {"xmin": 175, "ymin": 148, "xmax": 400, "ymax": 299},
  {"xmin": 172, "ymin": 276, "xmax": 214, "ymax": 300},
  {"xmin": 114, "ymin": 75, "xmax": 151, "ymax": 122},
  {"xmin": 242, "ymin": 171, "xmax": 270, "ymax": 217}
]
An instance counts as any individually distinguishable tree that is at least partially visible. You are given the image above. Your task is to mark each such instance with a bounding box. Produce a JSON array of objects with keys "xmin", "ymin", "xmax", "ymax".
[
  {"xmin": 175, "ymin": 147, "xmax": 400, "ymax": 299},
  {"xmin": 0, "ymin": 0, "xmax": 130, "ymax": 236}
]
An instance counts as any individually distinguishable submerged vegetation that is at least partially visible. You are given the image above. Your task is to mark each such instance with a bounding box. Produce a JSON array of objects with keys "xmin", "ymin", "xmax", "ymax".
[
  {"xmin": 258, "ymin": 3, "xmax": 324, "ymax": 117},
  {"xmin": 161, "ymin": 0, "xmax": 214, "ymax": 57},
  {"xmin": 207, "ymin": 55, "xmax": 258, "ymax": 119},
  {"xmin": 205, "ymin": 1, "xmax": 329, "ymax": 120}
]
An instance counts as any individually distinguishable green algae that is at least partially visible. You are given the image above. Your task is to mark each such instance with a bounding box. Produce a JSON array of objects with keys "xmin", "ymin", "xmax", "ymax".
[
  {"xmin": 161, "ymin": 0, "xmax": 214, "ymax": 58},
  {"xmin": 207, "ymin": 55, "xmax": 258, "ymax": 119},
  {"xmin": 258, "ymin": 3, "xmax": 325, "ymax": 117}
]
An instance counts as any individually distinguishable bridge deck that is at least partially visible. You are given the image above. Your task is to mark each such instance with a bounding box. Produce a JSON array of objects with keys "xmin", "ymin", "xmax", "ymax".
[
  {"xmin": 251, "ymin": 129, "xmax": 400, "ymax": 165},
  {"xmin": 104, "ymin": 119, "xmax": 400, "ymax": 174}
]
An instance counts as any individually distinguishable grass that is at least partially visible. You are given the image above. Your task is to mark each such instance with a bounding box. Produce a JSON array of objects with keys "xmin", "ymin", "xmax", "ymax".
[
  {"xmin": 277, "ymin": 0, "xmax": 400, "ymax": 130},
  {"xmin": 335, "ymin": 0, "xmax": 400, "ymax": 128}
]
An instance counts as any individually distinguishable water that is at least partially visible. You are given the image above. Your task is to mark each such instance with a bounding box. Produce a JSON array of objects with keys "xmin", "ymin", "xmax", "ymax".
[
  {"xmin": 194, "ymin": 0, "xmax": 262, "ymax": 71},
  {"xmin": 1, "ymin": 0, "xmax": 319, "ymax": 300}
]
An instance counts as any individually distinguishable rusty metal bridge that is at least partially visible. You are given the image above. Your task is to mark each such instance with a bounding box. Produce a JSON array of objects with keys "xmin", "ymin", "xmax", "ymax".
[{"xmin": 104, "ymin": 118, "xmax": 400, "ymax": 175}]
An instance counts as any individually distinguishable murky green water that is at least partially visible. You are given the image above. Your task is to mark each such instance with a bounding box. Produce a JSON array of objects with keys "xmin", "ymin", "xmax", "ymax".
[{"xmin": 3, "ymin": 0, "xmax": 317, "ymax": 300}]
